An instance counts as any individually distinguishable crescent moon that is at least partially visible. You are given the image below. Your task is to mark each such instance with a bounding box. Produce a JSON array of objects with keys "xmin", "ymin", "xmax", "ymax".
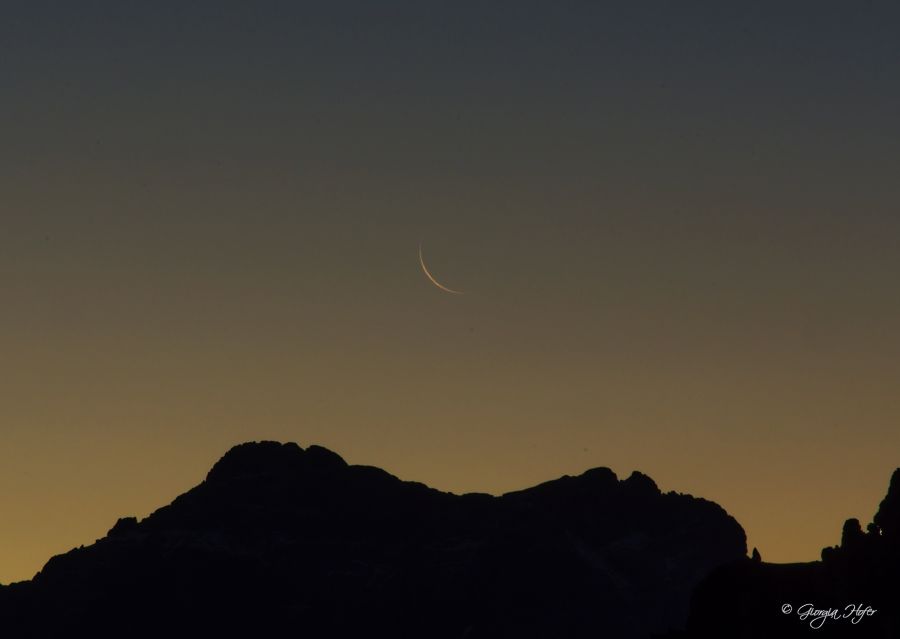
[{"xmin": 418, "ymin": 243, "xmax": 464, "ymax": 295}]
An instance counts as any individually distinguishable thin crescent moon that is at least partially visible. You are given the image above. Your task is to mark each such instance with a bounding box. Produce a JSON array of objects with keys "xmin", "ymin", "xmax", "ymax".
[{"xmin": 418, "ymin": 244, "xmax": 464, "ymax": 295}]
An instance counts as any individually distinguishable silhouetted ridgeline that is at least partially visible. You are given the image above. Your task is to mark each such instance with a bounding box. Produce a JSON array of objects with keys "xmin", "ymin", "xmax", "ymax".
[
  {"xmin": 0, "ymin": 441, "xmax": 745, "ymax": 638},
  {"xmin": 679, "ymin": 468, "xmax": 900, "ymax": 638}
]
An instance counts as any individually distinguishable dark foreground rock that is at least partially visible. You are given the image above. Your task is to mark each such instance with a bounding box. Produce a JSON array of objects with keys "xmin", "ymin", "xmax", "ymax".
[
  {"xmin": 0, "ymin": 441, "xmax": 745, "ymax": 638},
  {"xmin": 682, "ymin": 468, "xmax": 900, "ymax": 638}
]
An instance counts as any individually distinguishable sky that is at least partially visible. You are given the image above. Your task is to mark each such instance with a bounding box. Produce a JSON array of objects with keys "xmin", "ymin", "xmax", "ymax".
[{"xmin": 3, "ymin": 1, "xmax": 900, "ymax": 583}]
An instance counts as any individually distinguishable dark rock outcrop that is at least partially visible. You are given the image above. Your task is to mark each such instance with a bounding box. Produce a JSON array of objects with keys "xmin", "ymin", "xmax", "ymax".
[
  {"xmin": 683, "ymin": 468, "xmax": 900, "ymax": 638},
  {"xmin": 0, "ymin": 441, "xmax": 745, "ymax": 638}
]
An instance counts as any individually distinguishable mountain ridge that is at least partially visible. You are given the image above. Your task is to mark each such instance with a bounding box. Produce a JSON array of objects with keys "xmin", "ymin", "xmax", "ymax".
[
  {"xmin": 0, "ymin": 440, "xmax": 746, "ymax": 638},
  {"xmin": 681, "ymin": 467, "xmax": 900, "ymax": 638}
]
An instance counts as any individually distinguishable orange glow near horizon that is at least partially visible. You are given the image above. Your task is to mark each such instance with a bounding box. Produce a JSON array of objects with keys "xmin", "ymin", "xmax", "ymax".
[{"xmin": 3, "ymin": 2, "xmax": 900, "ymax": 585}]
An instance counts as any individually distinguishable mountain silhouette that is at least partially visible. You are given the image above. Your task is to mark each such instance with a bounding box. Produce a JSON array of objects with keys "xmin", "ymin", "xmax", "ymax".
[
  {"xmin": 0, "ymin": 441, "xmax": 745, "ymax": 638},
  {"xmin": 680, "ymin": 468, "xmax": 900, "ymax": 638}
]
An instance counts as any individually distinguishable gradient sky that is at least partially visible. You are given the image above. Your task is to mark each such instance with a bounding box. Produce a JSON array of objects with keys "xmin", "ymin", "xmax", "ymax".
[{"xmin": 3, "ymin": 1, "xmax": 900, "ymax": 583}]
